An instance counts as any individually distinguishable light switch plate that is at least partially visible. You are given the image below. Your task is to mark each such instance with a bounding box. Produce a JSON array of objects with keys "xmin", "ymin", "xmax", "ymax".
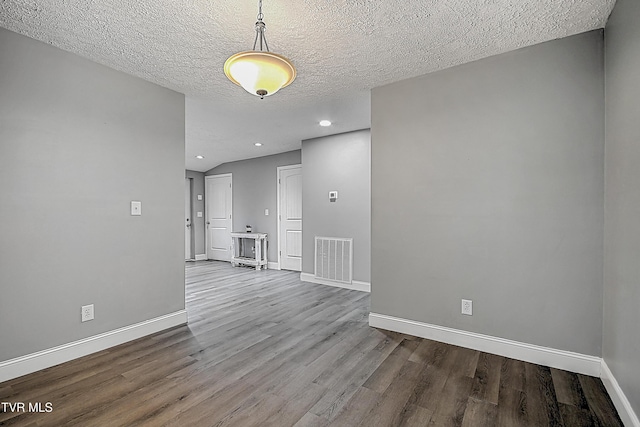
[
  {"xmin": 131, "ymin": 201, "xmax": 142, "ymax": 216},
  {"xmin": 264, "ymin": 209, "xmax": 269, "ymax": 216},
  {"xmin": 197, "ymin": 211, "xmax": 203, "ymax": 218},
  {"xmin": 197, "ymin": 195, "xmax": 203, "ymax": 201}
]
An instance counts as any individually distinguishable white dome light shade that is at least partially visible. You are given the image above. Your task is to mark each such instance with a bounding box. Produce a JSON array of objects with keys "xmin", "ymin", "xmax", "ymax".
[{"xmin": 224, "ymin": 51, "xmax": 296, "ymax": 98}]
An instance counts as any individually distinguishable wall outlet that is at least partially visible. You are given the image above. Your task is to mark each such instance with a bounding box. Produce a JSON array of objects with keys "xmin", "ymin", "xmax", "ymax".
[
  {"xmin": 130, "ymin": 201, "xmax": 142, "ymax": 216},
  {"xmin": 81, "ymin": 304, "xmax": 94, "ymax": 322},
  {"xmin": 461, "ymin": 299, "xmax": 473, "ymax": 316}
]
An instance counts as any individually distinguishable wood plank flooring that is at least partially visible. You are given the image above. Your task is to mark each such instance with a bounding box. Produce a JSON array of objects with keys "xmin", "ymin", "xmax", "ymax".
[{"xmin": 0, "ymin": 261, "xmax": 623, "ymax": 426}]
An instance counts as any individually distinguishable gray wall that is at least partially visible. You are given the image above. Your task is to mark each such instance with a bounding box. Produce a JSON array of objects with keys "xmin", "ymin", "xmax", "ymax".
[
  {"xmin": 302, "ymin": 130, "xmax": 371, "ymax": 283},
  {"xmin": 206, "ymin": 150, "xmax": 301, "ymax": 262},
  {"xmin": 603, "ymin": 0, "xmax": 640, "ymax": 414},
  {"xmin": 371, "ymin": 31, "xmax": 604, "ymax": 356},
  {"xmin": 186, "ymin": 170, "xmax": 206, "ymax": 257},
  {"xmin": 0, "ymin": 28, "xmax": 186, "ymax": 361}
]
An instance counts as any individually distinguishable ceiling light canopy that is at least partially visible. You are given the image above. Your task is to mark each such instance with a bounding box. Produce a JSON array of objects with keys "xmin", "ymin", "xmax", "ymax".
[
  {"xmin": 224, "ymin": 0, "xmax": 296, "ymax": 99},
  {"xmin": 319, "ymin": 120, "xmax": 332, "ymax": 127}
]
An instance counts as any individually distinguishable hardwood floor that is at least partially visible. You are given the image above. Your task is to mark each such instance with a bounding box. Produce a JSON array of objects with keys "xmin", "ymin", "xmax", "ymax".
[{"xmin": 0, "ymin": 261, "xmax": 622, "ymax": 426}]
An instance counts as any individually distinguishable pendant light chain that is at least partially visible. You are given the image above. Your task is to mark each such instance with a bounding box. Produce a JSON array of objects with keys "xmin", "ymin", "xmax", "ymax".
[
  {"xmin": 253, "ymin": 0, "xmax": 270, "ymax": 52},
  {"xmin": 257, "ymin": 0, "xmax": 264, "ymax": 21}
]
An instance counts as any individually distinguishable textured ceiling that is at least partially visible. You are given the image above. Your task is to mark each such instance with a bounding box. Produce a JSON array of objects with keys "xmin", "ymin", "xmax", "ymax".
[{"xmin": 1, "ymin": 0, "xmax": 615, "ymax": 171}]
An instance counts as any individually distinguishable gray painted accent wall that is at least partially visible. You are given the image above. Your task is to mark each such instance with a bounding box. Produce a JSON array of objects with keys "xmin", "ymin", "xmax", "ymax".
[
  {"xmin": 603, "ymin": 0, "xmax": 640, "ymax": 414},
  {"xmin": 302, "ymin": 130, "xmax": 371, "ymax": 283},
  {"xmin": 186, "ymin": 170, "xmax": 206, "ymax": 257},
  {"xmin": 206, "ymin": 150, "xmax": 301, "ymax": 263},
  {"xmin": 371, "ymin": 31, "xmax": 604, "ymax": 356},
  {"xmin": 0, "ymin": 28, "xmax": 186, "ymax": 362}
]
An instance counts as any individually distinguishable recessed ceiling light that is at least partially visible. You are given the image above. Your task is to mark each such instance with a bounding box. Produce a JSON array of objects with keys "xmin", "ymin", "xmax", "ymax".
[
  {"xmin": 254, "ymin": 142, "xmax": 263, "ymax": 146},
  {"xmin": 195, "ymin": 155, "xmax": 205, "ymax": 159},
  {"xmin": 319, "ymin": 120, "xmax": 332, "ymax": 127}
]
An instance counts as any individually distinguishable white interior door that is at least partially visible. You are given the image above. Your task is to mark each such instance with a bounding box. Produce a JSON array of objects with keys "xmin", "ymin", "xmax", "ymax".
[
  {"xmin": 185, "ymin": 178, "xmax": 192, "ymax": 260},
  {"xmin": 278, "ymin": 165, "xmax": 302, "ymax": 271},
  {"xmin": 206, "ymin": 174, "xmax": 232, "ymax": 261}
]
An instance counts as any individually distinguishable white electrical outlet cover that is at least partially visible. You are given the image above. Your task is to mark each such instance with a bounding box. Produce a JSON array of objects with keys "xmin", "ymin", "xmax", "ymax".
[
  {"xmin": 81, "ymin": 304, "xmax": 94, "ymax": 322},
  {"xmin": 461, "ymin": 299, "xmax": 473, "ymax": 315}
]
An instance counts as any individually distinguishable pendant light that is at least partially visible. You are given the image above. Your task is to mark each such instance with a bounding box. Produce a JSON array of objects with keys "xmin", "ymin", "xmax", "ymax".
[{"xmin": 224, "ymin": 0, "xmax": 296, "ymax": 99}]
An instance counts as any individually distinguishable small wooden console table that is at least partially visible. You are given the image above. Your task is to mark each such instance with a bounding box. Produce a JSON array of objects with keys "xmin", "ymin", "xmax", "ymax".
[{"xmin": 230, "ymin": 232, "xmax": 268, "ymax": 270}]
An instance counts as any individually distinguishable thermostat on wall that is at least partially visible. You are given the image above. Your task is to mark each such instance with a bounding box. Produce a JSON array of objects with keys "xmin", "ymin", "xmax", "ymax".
[{"xmin": 329, "ymin": 191, "xmax": 338, "ymax": 202}]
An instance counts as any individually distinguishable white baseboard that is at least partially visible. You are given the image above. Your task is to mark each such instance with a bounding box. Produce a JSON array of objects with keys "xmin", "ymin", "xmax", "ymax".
[
  {"xmin": 195, "ymin": 254, "xmax": 207, "ymax": 261},
  {"xmin": 300, "ymin": 273, "xmax": 370, "ymax": 292},
  {"xmin": 268, "ymin": 262, "xmax": 280, "ymax": 270},
  {"xmin": 368, "ymin": 313, "xmax": 601, "ymax": 377},
  {"xmin": 0, "ymin": 310, "xmax": 188, "ymax": 383},
  {"xmin": 352, "ymin": 280, "xmax": 371, "ymax": 292},
  {"xmin": 601, "ymin": 359, "xmax": 640, "ymax": 427}
]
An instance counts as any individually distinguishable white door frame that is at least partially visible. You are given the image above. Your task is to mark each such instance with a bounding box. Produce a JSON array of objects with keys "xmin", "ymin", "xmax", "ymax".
[
  {"xmin": 185, "ymin": 177, "xmax": 193, "ymax": 261},
  {"xmin": 276, "ymin": 164, "xmax": 302, "ymax": 270},
  {"xmin": 205, "ymin": 173, "xmax": 233, "ymax": 261}
]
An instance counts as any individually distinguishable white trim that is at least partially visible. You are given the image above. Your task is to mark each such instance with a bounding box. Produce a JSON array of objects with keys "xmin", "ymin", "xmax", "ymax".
[
  {"xmin": 268, "ymin": 261, "xmax": 280, "ymax": 270},
  {"xmin": 352, "ymin": 280, "xmax": 371, "ymax": 293},
  {"xmin": 301, "ymin": 272, "xmax": 370, "ymax": 292},
  {"xmin": 195, "ymin": 254, "xmax": 207, "ymax": 261},
  {"xmin": 185, "ymin": 177, "xmax": 193, "ymax": 261},
  {"xmin": 276, "ymin": 166, "xmax": 281, "ymax": 270},
  {"xmin": 601, "ymin": 359, "xmax": 640, "ymax": 427},
  {"xmin": 0, "ymin": 310, "xmax": 187, "ymax": 383},
  {"xmin": 276, "ymin": 164, "xmax": 302, "ymax": 272},
  {"xmin": 368, "ymin": 313, "xmax": 601, "ymax": 377}
]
